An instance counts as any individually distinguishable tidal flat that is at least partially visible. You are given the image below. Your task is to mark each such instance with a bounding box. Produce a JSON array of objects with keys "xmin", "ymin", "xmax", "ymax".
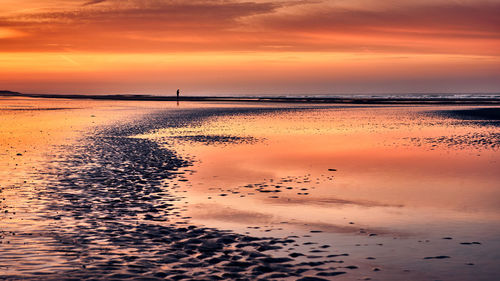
[{"xmin": 1, "ymin": 96, "xmax": 499, "ymax": 281}]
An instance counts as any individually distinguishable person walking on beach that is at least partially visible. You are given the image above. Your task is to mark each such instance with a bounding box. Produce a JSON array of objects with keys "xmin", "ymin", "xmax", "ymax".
[{"xmin": 176, "ymin": 89, "xmax": 180, "ymax": 100}]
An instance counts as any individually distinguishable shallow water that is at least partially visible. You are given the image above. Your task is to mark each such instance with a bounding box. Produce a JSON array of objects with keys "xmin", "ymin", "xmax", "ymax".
[
  {"xmin": 2, "ymin": 98, "xmax": 356, "ymax": 280},
  {"xmin": 1, "ymin": 98, "xmax": 499, "ymax": 280},
  {"xmin": 144, "ymin": 104, "xmax": 500, "ymax": 281}
]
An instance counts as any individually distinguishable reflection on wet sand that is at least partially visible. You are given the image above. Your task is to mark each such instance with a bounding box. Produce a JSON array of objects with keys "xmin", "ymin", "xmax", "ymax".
[
  {"xmin": 156, "ymin": 106, "xmax": 500, "ymax": 221},
  {"xmin": 0, "ymin": 97, "xmax": 179, "ymax": 276},
  {"xmin": 187, "ymin": 202, "xmax": 401, "ymax": 235},
  {"xmin": 2, "ymin": 97, "xmax": 500, "ymax": 280},
  {"xmin": 147, "ymin": 105, "xmax": 500, "ymax": 280},
  {"xmin": 4, "ymin": 97, "xmax": 373, "ymax": 280}
]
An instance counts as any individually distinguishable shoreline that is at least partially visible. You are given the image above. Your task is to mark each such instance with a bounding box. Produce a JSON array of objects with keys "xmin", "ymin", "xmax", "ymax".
[{"xmin": 2, "ymin": 90, "xmax": 500, "ymax": 105}]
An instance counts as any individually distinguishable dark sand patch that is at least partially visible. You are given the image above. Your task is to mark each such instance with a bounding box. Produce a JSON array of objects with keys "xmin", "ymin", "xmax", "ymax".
[
  {"xmin": 414, "ymin": 107, "xmax": 500, "ymax": 150},
  {"xmin": 443, "ymin": 108, "xmax": 500, "ymax": 121},
  {"xmin": 170, "ymin": 134, "xmax": 260, "ymax": 145},
  {"xmin": 437, "ymin": 107, "xmax": 500, "ymax": 126},
  {"xmin": 404, "ymin": 133, "xmax": 500, "ymax": 150}
]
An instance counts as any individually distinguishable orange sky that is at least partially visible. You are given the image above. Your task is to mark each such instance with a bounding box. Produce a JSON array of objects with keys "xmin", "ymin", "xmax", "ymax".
[{"xmin": 1, "ymin": 0, "xmax": 499, "ymax": 95}]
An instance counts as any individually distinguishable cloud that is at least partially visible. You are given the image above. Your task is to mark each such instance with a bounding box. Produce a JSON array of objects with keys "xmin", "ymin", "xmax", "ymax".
[
  {"xmin": 0, "ymin": 0, "xmax": 285, "ymax": 52},
  {"xmin": 0, "ymin": 0, "xmax": 498, "ymax": 55},
  {"xmin": 2, "ymin": 0, "xmax": 282, "ymax": 31},
  {"xmin": 0, "ymin": 27, "xmax": 25, "ymax": 38},
  {"xmin": 264, "ymin": 196, "xmax": 405, "ymax": 208},
  {"xmin": 188, "ymin": 203, "xmax": 411, "ymax": 236},
  {"xmin": 82, "ymin": 0, "xmax": 106, "ymax": 6},
  {"xmin": 261, "ymin": 2, "xmax": 500, "ymax": 36},
  {"xmin": 83, "ymin": 0, "xmax": 106, "ymax": 6}
]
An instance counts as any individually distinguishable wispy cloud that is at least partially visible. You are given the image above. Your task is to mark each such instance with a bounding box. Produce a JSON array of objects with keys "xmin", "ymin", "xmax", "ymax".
[
  {"xmin": 82, "ymin": 0, "xmax": 106, "ymax": 6},
  {"xmin": 59, "ymin": 54, "xmax": 80, "ymax": 66}
]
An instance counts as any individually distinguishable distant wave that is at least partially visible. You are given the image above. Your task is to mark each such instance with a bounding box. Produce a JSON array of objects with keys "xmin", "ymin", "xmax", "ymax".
[{"xmin": 248, "ymin": 93, "xmax": 500, "ymax": 100}]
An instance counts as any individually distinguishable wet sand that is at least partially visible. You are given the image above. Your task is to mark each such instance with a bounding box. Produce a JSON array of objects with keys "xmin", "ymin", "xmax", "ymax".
[
  {"xmin": 1, "ymin": 97, "xmax": 499, "ymax": 280},
  {"xmin": 141, "ymin": 104, "xmax": 500, "ymax": 280},
  {"xmin": 1, "ymin": 97, "xmax": 351, "ymax": 280}
]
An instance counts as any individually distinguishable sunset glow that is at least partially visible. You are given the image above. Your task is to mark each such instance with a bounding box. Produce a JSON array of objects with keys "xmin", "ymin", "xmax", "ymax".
[{"xmin": 1, "ymin": 0, "xmax": 499, "ymax": 95}]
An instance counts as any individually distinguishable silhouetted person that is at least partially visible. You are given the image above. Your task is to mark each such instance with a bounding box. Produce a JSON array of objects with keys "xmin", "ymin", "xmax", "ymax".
[{"xmin": 176, "ymin": 89, "xmax": 180, "ymax": 100}]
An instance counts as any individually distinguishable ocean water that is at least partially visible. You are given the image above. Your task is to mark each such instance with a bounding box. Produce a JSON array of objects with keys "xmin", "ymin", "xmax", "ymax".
[{"xmin": 192, "ymin": 92, "xmax": 500, "ymax": 100}]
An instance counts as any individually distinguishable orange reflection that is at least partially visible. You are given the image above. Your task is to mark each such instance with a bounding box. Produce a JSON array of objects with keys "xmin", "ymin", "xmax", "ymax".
[{"xmin": 147, "ymin": 105, "xmax": 500, "ymax": 235}]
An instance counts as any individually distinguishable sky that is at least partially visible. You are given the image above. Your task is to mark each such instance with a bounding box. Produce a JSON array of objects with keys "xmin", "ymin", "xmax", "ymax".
[{"xmin": 0, "ymin": 0, "xmax": 499, "ymax": 96}]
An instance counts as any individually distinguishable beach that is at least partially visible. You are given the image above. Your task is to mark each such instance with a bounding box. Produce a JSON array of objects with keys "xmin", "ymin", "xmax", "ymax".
[{"xmin": 1, "ymin": 96, "xmax": 499, "ymax": 281}]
